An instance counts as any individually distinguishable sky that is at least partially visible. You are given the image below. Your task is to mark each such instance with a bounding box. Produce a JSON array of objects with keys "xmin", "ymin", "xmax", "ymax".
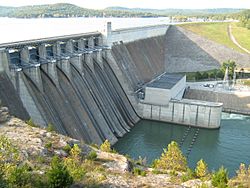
[{"xmin": 0, "ymin": 0, "xmax": 250, "ymax": 9}]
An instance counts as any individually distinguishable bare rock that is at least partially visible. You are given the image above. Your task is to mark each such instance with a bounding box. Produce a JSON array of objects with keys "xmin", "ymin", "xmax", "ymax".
[
  {"xmin": 54, "ymin": 149, "xmax": 68, "ymax": 157},
  {"xmin": 0, "ymin": 111, "xmax": 10, "ymax": 123},
  {"xmin": 181, "ymin": 179, "xmax": 203, "ymax": 188},
  {"xmin": 99, "ymin": 151, "xmax": 131, "ymax": 172},
  {"xmin": 1, "ymin": 107, "xmax": 9, "ymax": 112}
]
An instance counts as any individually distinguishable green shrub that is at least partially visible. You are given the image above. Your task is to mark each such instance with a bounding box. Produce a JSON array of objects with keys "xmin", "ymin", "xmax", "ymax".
[
  {"xmin": 47, "ymin": 123, "xmax": 55, "ymax": 132},
  {"xmin": 133, "ymin": 168, "xmax": 146, "ymax": 176},
  {"xmin": 195, "ymin": 159, "xmax": 208, "ymax": 178},
  {"xmin": 229, "ymin": 163, "xmax": 250, "ymax": 187},
  {"xmin": 26, "ymin": 118, "xmax": 38, "ymax": 127},
  {"xmin": 152, "ymin": 169, "xmax": 162, "ymax": 174},
  {"xmin": 47, "ymin": 156, "xmax": 73, "ymax": 188},
  {"xmin": 45, "ymin": 142, "xmax": 53, "ymax": 150},
  {"xmin": 182, "ymin": 168, "xmax": 195, "ymax": 182},
  {"xmin": 153, "ymin": 141, "xmax": 187, "ymax": 172},
  {"xmin": 63, "ymin": 156, "xmax": 85, "ymax": 182},
  {"xmin": 198, "ymin": 183, "xmax": 210, "ymax": 188},
  {"xmin": 212, "ymin": 166, "xmax": 228, "ymax": 188},
  {"xmin": 201, "ymin": 72, "xmax": 209, "ymax": 79},
  {"xmin": 0, "ymin": 168, "xmax": 7, "ymax": 188},
  {"xmin": 62, "ymin": 144, "xmax": 72, "ymax": 154},
  {"xmin": 195, "ymin": 71, "xmax": 202, "ymax": 80},
  {"xmin": 87, "ymin": 151, "xmax": 97, "ymax": 160},
  {"xmin": 63, "ymin": 144, "xmax": 85, "ymax": 182},
  {"xmin": 7, "ymin": 164, "xmax": 30, "ymax": 187},
  {"xmin": 100, "ymin": 140, "xmax": 112, "ymax": 153},
  {"xmin": 70, "ymin": 144, "xmax": 81, "ymax": 159}
]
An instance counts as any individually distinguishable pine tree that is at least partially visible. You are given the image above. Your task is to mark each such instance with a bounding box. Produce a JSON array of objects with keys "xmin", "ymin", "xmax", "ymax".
[
  {"xmin": 195, "ymin": 159, "xmax": 208, "ymax": 178},
  {"xmin": 153, "ymin": 141, "xmax": 187, "ymax": 172},
  {"xmin": 47, "ymin": 156, "xmax": 73, "ymax": 188}
]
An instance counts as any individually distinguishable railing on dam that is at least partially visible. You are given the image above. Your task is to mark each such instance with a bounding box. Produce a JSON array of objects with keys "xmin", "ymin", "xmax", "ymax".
[{"xmin": 0, "ymin": 32, "xmax": 112, "ymax": 72}]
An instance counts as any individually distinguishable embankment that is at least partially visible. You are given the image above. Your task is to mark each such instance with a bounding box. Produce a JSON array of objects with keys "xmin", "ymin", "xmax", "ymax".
[{"xmin": 165, "ymin": 26, "xmax": 250, "ymax": 72}]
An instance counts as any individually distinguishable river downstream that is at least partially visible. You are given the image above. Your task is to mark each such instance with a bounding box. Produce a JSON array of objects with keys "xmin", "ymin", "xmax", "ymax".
[{"xmin": 114, "ymin": 113, "xmax": 250, "ymax": 176}]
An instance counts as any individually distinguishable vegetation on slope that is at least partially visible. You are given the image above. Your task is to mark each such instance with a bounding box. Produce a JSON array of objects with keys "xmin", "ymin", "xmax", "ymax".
[
  {"xmin": 237, "ymin": 9, "xmax": 250, "ymax": 29},
  {"xmin": 0, "ymin": 3, "xmax": 157, "ymax": 18},
  {"xmin": 105, "ymin": 7, "xmax": 243, "ymax": 17},
  {"xmin": 1, "ymin": 107, "xmax": 250, "ymax": 187},
  {"xmin": 180, "ymin": 22, "xmax": 246, "ymax": 53},
  {"xmin": 231, "ymin": 22, "xmax": 250, "ymax": 51},
  {"xmin": 185, "ymin": 60, "xmax": 236, "ymax": 81},
  {"xmin": 0, "ymin": 3, "xmax": 246, "ymax": 19}
]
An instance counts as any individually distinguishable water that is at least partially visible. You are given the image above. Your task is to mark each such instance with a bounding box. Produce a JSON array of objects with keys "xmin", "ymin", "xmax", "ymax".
[
  {"xmin": 114, "ymin": 113, "xmax": 250, "ymax": 176},
  {"xmin": 0, "ymin": 17, "xmax": 170, "ymax": 44}
]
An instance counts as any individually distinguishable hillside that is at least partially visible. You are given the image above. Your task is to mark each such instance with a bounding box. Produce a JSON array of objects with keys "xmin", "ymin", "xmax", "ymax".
[
  {"xmin": 0, "ymin": 3, "xmax": 157, "ymax": 18},
  {"xmin": 0, "ymin": 107, "xmax": 177, "ymax": 187},
  {"xmin": 1, "ymin": 105, "xmax": 250, "ymax": 187},
  {"xmin": 0, "ymin": 3, "xmax": 246, "ymax": 18},
  {"xmin": 106, "ymin": 7, "xmax": 244, "ymax": 16}
]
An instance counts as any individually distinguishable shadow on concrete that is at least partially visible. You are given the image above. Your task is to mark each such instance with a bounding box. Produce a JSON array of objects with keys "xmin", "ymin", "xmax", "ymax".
[{"xmin": 0, "ymin": 72, "xmax": 29, "ymax": 120}]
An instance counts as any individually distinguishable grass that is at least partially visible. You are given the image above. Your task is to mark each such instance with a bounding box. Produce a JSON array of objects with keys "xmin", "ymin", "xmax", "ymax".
[
  {"xmin": 179, "ymin": 22, "xmax": 245, "ymax": 53},
  {"xmin": 241, "ymin": 79, "xmax": 250, "ymax": 86},
  {"xmin": 231, "ymin": 22, "xmax": 250, "ymax": 52}
]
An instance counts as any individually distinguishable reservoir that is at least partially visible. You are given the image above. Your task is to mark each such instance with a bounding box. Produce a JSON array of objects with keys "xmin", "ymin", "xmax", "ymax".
[{"xmin": 114, "ymin": 113, "xmax": 250, "ymax": 176}]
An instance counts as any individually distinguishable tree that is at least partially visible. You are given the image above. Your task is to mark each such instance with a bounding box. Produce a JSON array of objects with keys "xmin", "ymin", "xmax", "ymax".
[
  {"xmin": 212, "ymin": 166, "xmax": 228, "ymax": 188},
  {"xmin": 195, "ymin": 71, "xmax": 202, "ymax": 81},
  {"xmin": 153, "ymin": 141, "xmax": 187, "ymax": 172},
  {"xmin": 221, "ymin": 60, "xmax": 236, "ymax": 79},
  {"xmin": 47, "ymin": 156, "xmax": 73, "ymax": 188},
  {"xmin": 64, "ymin": 144, "xmax": 86, "ymax": 182},
  {"xmin": 201, "ymin": 72, "xmax": 209, "ymax": 79},
  {"xmin": 229, "ymin": 163, "xmax": 250, "ymax": 187},
  {"xmin": 195, "ymin": 159, "xmax": 208, "ymax": 178},
  {"xmin": 100, "ymin": 140, "xmax": 112, "ymax": 153}
]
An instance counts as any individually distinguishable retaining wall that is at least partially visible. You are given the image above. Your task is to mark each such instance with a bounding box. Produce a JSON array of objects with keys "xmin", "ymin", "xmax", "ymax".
[
  {"xmin": 102, "ymin": 22, "xmax": 169, "ymax": 47},
  {"xmin": 184, "ymin": 89, "xmax": 250, "ymax": 115},
  {"xmin": 111, "ymin": 25, "xmax": 169, "ymax": 44},
  {"xmin": 139, "ymin": 99, "xmax": 222, "ymax": 128}
]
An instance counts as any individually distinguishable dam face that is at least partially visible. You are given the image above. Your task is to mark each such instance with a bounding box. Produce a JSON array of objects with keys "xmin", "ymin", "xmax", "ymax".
[
  {"xmin": 0, "ymin": 24, "xmax": 227, "ymax": 144},
  {"xmin": 0, "ymin": 24, "xmax": 169, "ymax": 144}
]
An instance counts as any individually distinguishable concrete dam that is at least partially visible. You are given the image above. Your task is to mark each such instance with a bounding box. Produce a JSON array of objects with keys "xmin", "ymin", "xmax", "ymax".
[{"xmin": 0, "ymin": 23, "xmax": 223, "ymax": 144}]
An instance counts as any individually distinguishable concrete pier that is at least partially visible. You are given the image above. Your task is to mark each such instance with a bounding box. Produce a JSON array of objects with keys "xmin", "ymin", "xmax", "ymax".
[
  {"xmin": 0, "ymin": 48, "xmax": 9, "ymax": 74},
  {"xmin": 85, "ymin": 52, "xmax": 95, "ymax": 72}
]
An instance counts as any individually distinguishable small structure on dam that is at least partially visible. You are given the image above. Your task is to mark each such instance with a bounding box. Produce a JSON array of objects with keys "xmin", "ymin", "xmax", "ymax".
[
  {"xmin": 144, "ymin": 74, "xmax": 186, "ymax": 105},
  {"xmin": 139, "ymin": 73, "xmax": 223, "ymax": 129}
]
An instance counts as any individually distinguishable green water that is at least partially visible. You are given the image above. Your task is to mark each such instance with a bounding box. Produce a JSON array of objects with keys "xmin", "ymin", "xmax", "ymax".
[{"xmin": 114, "ymin": 113, "xmax": 250, "ymax": 176}]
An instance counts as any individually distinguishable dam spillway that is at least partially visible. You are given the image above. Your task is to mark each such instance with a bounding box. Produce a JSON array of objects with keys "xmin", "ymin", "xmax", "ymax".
[
  {"xmin": 0, "ymin": 24, "xmax": 169, "ymax": 144},
  {"xmin": 0, "ymin": 23, "xmax": 226, "ymax": 144}
]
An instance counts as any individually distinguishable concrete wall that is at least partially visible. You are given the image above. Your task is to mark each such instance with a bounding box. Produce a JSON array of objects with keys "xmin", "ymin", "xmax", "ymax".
[
  {"xmin": 184, "ymin": 89, "xmax": 250, "ymax": 115},
  {"xmin": 170, "ymin": 76, "xmax": 186, "ymax": 100},
  {"xmin": 144, "ymin": 87, "xmax": 170, "ymax": 106},
  {"xmin": 139, "ymin": 99, "xmax": 222, "ymax": 129},
  {"xmin": 102, "ymin": 22, "xmax": 169, "ymax": 47}
]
